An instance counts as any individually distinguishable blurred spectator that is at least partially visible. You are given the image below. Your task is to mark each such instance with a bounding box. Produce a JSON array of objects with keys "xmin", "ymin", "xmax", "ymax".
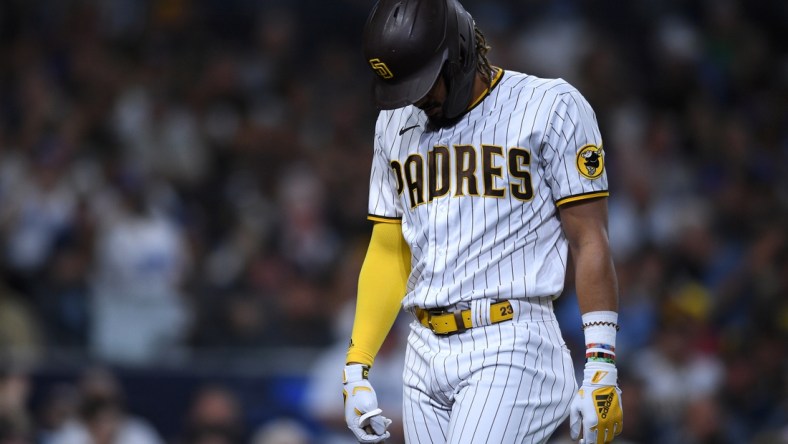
[
  {"xmin": 177, "ymin": 384, "xmax": 245, "ymax": 444},
  {"xmin": 250, "ymin": 418, "xmax": 311, "ymax": 444},
  {"xmin": 33, "ymin": 231, "xmax": 92, "ymax": 350},
  {"xmin": 612, "ymin": 371, "xmax": 657, "ymax": 444},
  {"xmin": 0, "ymin": 280, "xmax": 43, "ymax": 366},
  {"xmin": 275, "ymin": 276, "xmax": 334, "ymax": 348},
  {"xmin": 35, "ymin": 383, "xmax": 79, "ymax": 444},
  {"xmin": 112, "ymin": 83, "xmax": 210, "ymax": 188},
  {"xmin": 275, "ymin": 163, "xmax": 340, "ymax": 275},
  {"xmin": 46, "ymin": 367, "xmax": 163, "ymax": 444},
  {"xmin": 675, "ymin": 395, "xmax": 729, "ymax": 444},
  {"xmin": 0, "ymin": 143, "xmax": 78, "ymax": 296},
  {"xmin": 0, "ymin": 366, "xmax": 33, "ymax": 444},
  {"xmin": 189, "ymin": 284, "xmax": 281, "ymax": 350},
  {"xmin": 89, "ymin": 170, "xmax": 191, "ymax": 365},
  {"xmin": 718, "ymin": 328, "xmax": 787, "ymax": 442},
  {"xmin": 630, "ymin": 313, "xmax": 724, "ymax": 442}
]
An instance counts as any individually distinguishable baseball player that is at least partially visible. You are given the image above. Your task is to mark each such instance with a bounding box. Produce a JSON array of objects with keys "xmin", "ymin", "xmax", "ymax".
[{"xmin": 342, "ymin": 0, "xmax": 624, "ymax": 443}]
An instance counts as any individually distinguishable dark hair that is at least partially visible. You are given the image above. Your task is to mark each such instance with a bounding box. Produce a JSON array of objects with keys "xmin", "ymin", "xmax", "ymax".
[{"xmin": 475, "ymin": 26, "xmax": 493, "ymax": 86}]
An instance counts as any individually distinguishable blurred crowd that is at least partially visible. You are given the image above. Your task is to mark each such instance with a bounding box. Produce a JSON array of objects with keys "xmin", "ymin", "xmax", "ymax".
[{"xmin": 0, "ymin": 0, "xmax": 785, "ymax": 443}]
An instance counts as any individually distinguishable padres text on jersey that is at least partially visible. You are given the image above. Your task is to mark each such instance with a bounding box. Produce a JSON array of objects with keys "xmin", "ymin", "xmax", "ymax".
[{"xmin": 368, "ymin": 70, "xmax": 608, "ymax": 310}]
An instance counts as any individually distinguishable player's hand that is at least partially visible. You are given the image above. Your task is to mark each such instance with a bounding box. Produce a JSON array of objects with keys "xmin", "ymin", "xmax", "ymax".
[
  {"xmin": 343, "ymin": 364, "xmax": 392, "ymax": 443},
  {"xmin": 569, "ymin": 361, "xmax": 623, "ymax": 444}
]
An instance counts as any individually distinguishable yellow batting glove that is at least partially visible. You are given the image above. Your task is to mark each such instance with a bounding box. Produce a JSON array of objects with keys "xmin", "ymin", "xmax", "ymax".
[{"xmin": 569, "ymin": 362, "xmax": 623, "ymax": 444}]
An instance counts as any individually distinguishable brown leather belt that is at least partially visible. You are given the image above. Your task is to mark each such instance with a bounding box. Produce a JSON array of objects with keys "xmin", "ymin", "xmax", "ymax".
[{"xmin": 415, "ymin": 300, "xmax": 515, "ymax": 335}]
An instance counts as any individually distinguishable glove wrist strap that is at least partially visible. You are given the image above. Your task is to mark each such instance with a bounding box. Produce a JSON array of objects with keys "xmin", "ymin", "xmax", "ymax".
[{"xmin": 343, "ymin": 364, "xmax": 370, "ymax": 383}]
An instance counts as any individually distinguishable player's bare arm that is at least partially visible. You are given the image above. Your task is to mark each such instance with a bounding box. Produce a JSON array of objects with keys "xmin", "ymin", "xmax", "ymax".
[
  {"xmin": 560, "ymin": 197, "xmax": 624, "ymax": 444},
  {"xmin": 558, "ymin": 196, "xmax": 618, "ymax": 314}
]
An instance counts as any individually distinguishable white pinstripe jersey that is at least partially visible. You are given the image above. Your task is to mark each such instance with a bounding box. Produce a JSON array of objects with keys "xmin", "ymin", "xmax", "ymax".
[{"xmin": 367, "ymin": 69, "xmax": 608, "ymax": 310}]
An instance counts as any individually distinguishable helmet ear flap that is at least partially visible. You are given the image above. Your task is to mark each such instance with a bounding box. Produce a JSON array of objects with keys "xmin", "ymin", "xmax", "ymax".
[
  {"xmin": 440, "ymin": 1, "xmax": 477, "ymax": 119},
  {"xmin": 441, "ymin": 64, "xmax": 473, "ymax": 118},
  {"xmin": 457, "ymin": 32, "xmax": 469, "ymax": 65}
]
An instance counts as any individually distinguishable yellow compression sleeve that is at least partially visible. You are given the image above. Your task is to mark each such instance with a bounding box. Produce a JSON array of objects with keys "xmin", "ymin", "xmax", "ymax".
[{"xmin": 346, "ymin": 221, "xmax": 411, "ymax": 366}]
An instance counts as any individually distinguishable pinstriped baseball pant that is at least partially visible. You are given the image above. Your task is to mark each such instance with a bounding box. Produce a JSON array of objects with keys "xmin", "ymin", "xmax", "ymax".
[{"xmin": 402, "ymin": 298, "xmax": 576, "ymax": 444}]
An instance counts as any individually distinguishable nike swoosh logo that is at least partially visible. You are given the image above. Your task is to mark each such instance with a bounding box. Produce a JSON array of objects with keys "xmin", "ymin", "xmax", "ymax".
[{"xmin": 399, "ymin": 124, "xmax": 419, "ymax": 136}]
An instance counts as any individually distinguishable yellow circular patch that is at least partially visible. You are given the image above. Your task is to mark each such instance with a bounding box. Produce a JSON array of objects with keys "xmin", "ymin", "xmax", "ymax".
[{"xmin": 576, "ymin": 144, "xmax": 604, "ymax": 179}]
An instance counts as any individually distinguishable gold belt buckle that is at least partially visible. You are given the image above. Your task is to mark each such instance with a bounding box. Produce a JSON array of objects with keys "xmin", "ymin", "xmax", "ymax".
[
  {"xmin": 427, "ymin": 308, "xmax": 466, "ymax": 335},
  {"xmin": 424, "ymin": 308, "xmax": 448, "ymax": 335},
  {"xmin": 426, "ymin": 308, "xmax": 445, "ymax": 333}
]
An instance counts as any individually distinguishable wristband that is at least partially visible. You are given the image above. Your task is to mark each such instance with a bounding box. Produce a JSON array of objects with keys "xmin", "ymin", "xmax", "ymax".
[
  {"xmin": 581, "ymin": 311, "xmax": 618, "ymax": 347},
  {"xmin": 586, "ymin": 352, "xmax": 616, "ymax": 364},
  {"xmin": 582, "ymin": 311, "xmax": 618, "ymax": 364}
]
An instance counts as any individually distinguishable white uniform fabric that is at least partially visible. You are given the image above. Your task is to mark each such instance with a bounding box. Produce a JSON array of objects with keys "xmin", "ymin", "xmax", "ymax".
[
  {"xmin": 368, "ymin": 70, "xmax": 607, "ymax": 311},
  {"xmin": 367, "ymin": 70, "xmax": 608, "ymax": 443},
  {"xmin": 403, "ymin": 300, "xmax": 575, "ymax": 443}
]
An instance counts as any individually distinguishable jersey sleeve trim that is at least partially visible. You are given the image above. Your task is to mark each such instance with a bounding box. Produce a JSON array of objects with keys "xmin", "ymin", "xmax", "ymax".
[
  {"xmin": 367, "ymin": 215, "xmax": 402, "ymax": 224},
  {"xmin": 555, "ymin": 191, "xmax": 609, "ymax": 207}
]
